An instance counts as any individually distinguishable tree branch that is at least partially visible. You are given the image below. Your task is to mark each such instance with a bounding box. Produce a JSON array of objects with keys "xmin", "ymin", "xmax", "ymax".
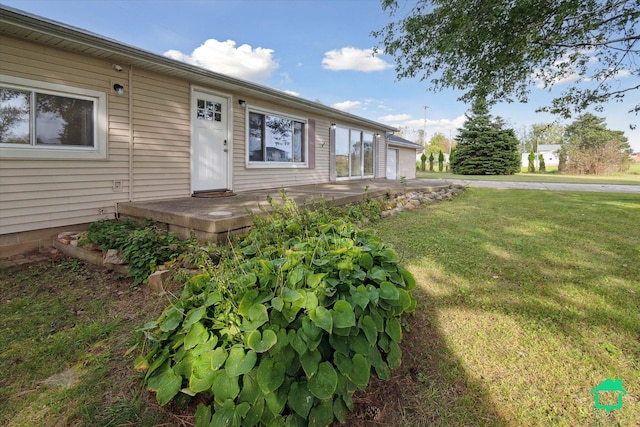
[{"xmin": 533, "ymin": 35, "xmax": 640, "ymax": 49}]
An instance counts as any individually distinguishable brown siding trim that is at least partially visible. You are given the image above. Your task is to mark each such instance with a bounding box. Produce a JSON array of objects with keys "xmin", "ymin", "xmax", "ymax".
[{"xmin": 308, "ymin": 118, "xmax": 315, "ymax": 169}]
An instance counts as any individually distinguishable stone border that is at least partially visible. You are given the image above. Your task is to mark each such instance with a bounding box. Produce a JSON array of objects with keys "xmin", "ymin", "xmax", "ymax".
[{"xmin": 53, "ymin": 232, "xmax": 129, "ymax": 275}]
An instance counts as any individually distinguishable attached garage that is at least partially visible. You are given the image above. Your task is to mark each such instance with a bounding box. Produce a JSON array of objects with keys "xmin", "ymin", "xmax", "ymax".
[{"xmin": 387, "ymin": 134, "xmax": 424, "ymax": 180}]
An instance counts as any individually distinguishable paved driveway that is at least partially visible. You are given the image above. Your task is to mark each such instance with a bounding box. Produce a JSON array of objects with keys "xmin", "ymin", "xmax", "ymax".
[{"xmin": 444, "ymin": 180, "xmax": 640, "ymax": 193}]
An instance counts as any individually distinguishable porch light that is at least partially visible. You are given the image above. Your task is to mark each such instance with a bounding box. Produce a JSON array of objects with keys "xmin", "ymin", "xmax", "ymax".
[
  {"xmin": 238, "ymin": 99, "xmax": 247, "ymax": 107},
  {"xmin": 113, "ymin": 83, "xmax": 124, "ymax": 95}
]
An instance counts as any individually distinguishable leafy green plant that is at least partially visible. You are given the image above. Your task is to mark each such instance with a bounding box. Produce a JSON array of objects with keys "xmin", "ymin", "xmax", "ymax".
[
  {"xmin": 86, "ymin": 218, "xmax": 191, "ymax": 286},
  {"xmin": 136, "ymin": 197, "xmax": 416, "ymax": 426},
  {"xmin": 86, "ymin": 218, "xmax": 140, "ymax": 250},
  {"xmin": 121, "ymin": 226, "xmax": 187, "ymax": 286}
]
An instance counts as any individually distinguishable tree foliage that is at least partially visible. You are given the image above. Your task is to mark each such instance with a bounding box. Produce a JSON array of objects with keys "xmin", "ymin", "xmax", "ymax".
[
  {"xmin": 528, "ymin": 150, "xmax": 536, "ymax": 173},
  {"xmin": 561, "ymin": 113, "xmax": 632, "ymax": 174},
  {"xmin": 374, "ymin": 0, "xmax": 640, "ymax": 116},
  {"xmin": 450, "ymin": 99, "xmax": 521, "ymax": 175},
  {"xmin": 426, "ymin": 132, "xmax": 452, "ymax": 154},
  {"xmin": 538, "ymin": 153, "xmax": 547, "ymax": 172},
  {"xmin": 521, "ymin": 123, "xmax": 566, "ymax": 153}
]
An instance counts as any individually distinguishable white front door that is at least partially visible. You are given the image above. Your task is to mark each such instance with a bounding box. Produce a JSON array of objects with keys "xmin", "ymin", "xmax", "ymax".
[
  {"xmin": 387, "ymin": 148, "xmax": 398, "ymax": 180},
  {"xmin": 192, "ymin": 91, "xmax": 229, "ymax": 192}
]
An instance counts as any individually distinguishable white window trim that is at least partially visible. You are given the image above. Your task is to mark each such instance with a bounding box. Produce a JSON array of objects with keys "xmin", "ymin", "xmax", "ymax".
[
  {"xmin": 335, "ymin": 125, "xmax": 376, "ymax": 180},
  {"xmin": 0, "ymin": 74, "xmax": 107, "ymax": 160},
  {"xmin": 245, "ymin": 105, "xmax": 308, "ymax": 169}
]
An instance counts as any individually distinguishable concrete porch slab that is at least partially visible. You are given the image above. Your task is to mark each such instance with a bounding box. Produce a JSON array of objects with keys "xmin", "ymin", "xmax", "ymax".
[{"xmin": 117, "ymin": 179, "xmax": 451, "ymax": 243}]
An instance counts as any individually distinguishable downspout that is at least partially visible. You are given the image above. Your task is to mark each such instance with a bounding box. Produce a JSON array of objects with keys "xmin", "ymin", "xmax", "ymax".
[{"xmin": 128, "ymin": 64, "xmax": 134, "ymax": 203}]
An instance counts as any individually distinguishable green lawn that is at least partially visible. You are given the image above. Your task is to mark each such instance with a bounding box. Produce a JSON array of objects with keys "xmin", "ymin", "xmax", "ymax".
[
  {"xmin": 372, "ymin": 188, "xmax": 640, "ymax": 425},
  {"xmin": 0, "ymin": 258, "xmax": 170, "ymax": 426},
  {"xmin": 2, "ymin": 188, "xmax": 639, "ymax": 426},
  {"xmin": 417, "ymin": 162, "xmax": 640, "ymax": 184}
]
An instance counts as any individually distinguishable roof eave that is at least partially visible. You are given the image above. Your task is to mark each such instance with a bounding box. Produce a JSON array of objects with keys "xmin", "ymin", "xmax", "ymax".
[{"xmin": 0, "ymin": 5, "xmax": 397, "ymax": 132}]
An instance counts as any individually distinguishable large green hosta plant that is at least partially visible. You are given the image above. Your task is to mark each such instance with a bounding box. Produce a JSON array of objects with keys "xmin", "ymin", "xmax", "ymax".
[{"xmin": 136, "ymin": 207, "xmax": 416, "ymax": 427}]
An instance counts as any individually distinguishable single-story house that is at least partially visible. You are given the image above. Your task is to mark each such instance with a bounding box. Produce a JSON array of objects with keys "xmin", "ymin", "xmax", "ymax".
[
  {"xmin": 386, "ymin": 135, "xmax": 424, "ymax": 180},
  {"xmin": 521, "ymin": 144, "xmax": 561, "ymax": 167},
  {"xmin": 0, "ymin": 6, "xmax": 404, "ymax": 256}
]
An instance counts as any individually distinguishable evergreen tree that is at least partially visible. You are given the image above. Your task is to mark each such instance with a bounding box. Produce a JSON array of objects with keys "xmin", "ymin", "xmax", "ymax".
[
  {"xmin": 528, "ymin": 150, "xmax": 536, "ymax": 173},
  {"xmin": 450, "ymin": 99, "xmax": 521, "ymax": 175},
  {"xmin": 428, "ymin": 152, "xmax": 434, "ymax": 171},
  {"xmin": 538, "ymin": 154, "xmax": 546, "ymax": 172},
  {"xmin": 438, "ymin": 150, "xmax": 444, "ymax": 172}
]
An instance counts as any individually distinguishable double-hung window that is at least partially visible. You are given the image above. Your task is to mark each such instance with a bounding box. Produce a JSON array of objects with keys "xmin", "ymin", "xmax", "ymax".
[
  {"xmin": 248, "ymin": 109, "xmax": 306, "ymax": 166},
  {"xmin": 0, "ymin": 75, "xmax": 107, "ymax": 159}
]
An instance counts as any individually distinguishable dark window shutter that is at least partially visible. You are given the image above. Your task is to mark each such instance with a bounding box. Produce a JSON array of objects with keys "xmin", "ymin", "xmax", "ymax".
[{"xmin": 308, "ymin": 119, "xmax": 315, "ymax": 169}]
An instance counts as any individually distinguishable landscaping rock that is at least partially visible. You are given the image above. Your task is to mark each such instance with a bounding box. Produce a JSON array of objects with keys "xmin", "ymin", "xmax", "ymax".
[
  {"xmin": 103, "ymin": 249, "xmax": 126, "ymax": 265},
  {"xmin": 379, "ymin": 186, "xmax": 465, "ymax": 216},
  {"xmin": 149, "ymin": 270, "xmax": 171, "ymax": 293}
]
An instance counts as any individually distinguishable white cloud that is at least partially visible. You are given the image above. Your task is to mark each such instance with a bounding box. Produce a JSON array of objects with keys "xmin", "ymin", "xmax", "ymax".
[
  {"xmin": 380, "ymin": 114, "xmax": 467, "ymax": 140},
  {"xmin": 332, "ymin": 100, "xmax": 363, "ymax": 111},
  {"xmin": 164, "ymin": 39, "xmax": 278, "ymax": 83},
  {"xmin": 322, "ymin": 47, "xmax": 392, "ymax": 72},
  {"xmin": 378, "ymin": 114, "xmax": 412, "ymax": 122}
]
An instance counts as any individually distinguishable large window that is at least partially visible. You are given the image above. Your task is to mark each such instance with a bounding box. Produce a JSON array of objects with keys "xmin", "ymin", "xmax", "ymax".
[
  {"xmin": 0, "ymin": 75, "xmax": 106, "ymax": 159},
  {"xmin": 248, "ymin": 110, "xmax": 306, "ymax": 166},
  {"xmin": 335, "ymin": 126, "xmax": 375, "ymax": 179}
]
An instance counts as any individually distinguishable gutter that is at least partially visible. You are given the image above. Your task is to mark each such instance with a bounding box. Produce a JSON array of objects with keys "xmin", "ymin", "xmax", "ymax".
[{"xmin": 0, "ymin": 5, "xmax": 396, "ymax": 133}]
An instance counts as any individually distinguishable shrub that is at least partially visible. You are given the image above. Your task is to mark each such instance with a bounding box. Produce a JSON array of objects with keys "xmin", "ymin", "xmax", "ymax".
[
  {"xmin": 428, "ymin": 152, "xmax": 434, "ymax": 171},
  {"xmin": 538, "ymin": 153, "xmax": 546, "ymax": 172},
  {"xmin": 528, "ymin": 150, "xmax": 536, "ymax": 173},
  {"xmin": 86, "ymin": 218, "xmax": 190, "ymax": 286},
  {"xmin": 136, "ymin": 198, "xmax": 416, "ymax": 426}
]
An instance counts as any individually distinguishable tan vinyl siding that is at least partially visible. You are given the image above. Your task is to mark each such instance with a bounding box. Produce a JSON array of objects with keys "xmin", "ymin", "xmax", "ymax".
[
  {"xmin": 131, "ymin": 69, "xmax": 191, "ymax": 200},
  {"xmin": 0, "ymin": 37, "xmax": 130, "ymax": 235}
]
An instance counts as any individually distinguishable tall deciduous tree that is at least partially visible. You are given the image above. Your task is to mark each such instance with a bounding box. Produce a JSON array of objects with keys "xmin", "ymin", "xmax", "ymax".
[
  {"xmin": 426, "ymin": 132, "xmax": 451, "ymax": 154},
  {"xmin": 451, "ymin": 99, "xmax": 521, "ymax": 175},
  {"xmin": 522, "ymin": 123, "xmax": 566, "ymax": 153},
  {"xmin": 374, "ymin": 0, "xmax": 640, "ymax": 116},
  {"xmin": 561, "ymin": 113, "xmax": 632, "ymax": 174}
]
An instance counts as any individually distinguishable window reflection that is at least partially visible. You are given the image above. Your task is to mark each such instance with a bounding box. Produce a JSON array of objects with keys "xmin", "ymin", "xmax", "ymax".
[{"xmin": 249, "ymin": 111, "xmax": 306, "ymax": 163}]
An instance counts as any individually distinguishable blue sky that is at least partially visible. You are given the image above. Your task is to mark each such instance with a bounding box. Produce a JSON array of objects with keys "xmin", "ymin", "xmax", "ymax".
[{"xmin": 4, "ymin": 0, "xmax": 639, "ymax": 151}]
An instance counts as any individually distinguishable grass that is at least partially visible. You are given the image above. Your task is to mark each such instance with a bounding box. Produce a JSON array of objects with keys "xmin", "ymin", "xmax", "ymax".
[
  {"xmin": 416, "ymin": 162, "xmax": 640, "ymax": 184},
  {"xmin": 2, "ymin": 187, "xmax": 639, "ymax": 426},
  {"xmin": 366, "ymin": 188, "xmax": 640, "ymax": 426},
  {"xmin": 0, "ymin": 256, "xmax": 172, "ymax": 426}
]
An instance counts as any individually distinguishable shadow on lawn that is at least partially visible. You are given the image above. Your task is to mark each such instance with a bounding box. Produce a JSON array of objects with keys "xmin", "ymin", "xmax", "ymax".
[{"xmin": 343, "ymin": 286, "xmax": 508, "ymax": 426}]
